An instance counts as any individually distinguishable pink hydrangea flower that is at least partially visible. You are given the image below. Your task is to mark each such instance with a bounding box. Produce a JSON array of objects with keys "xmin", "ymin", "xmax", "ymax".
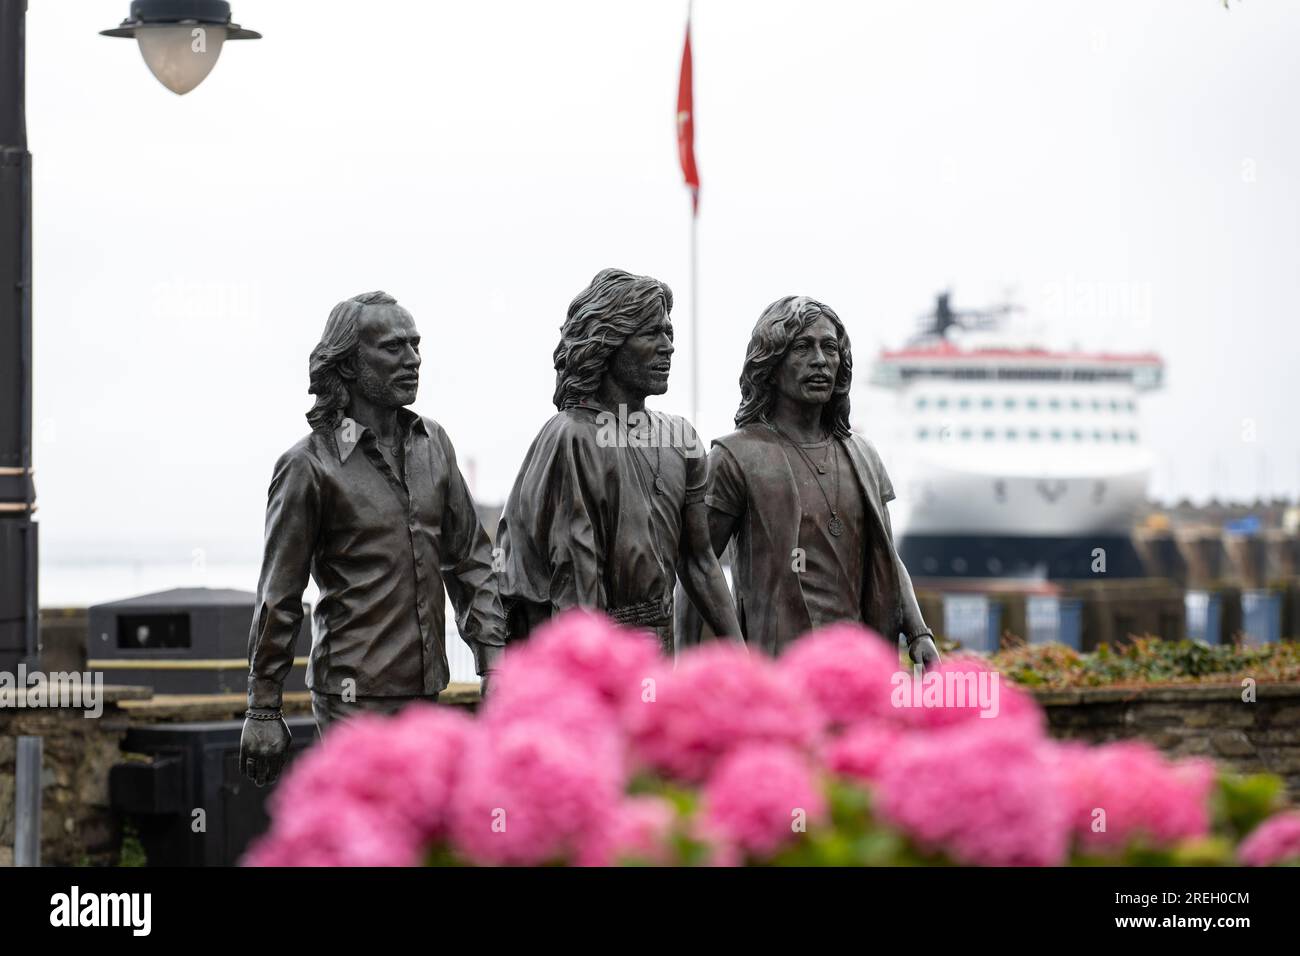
[
  {"xmin": 1238, "ymin": 810, "xmax": 1300, "ymax": 867},
  {"xmin": 778, "ymin": 623, "xmax": 906, "ymax": 730},
  {"xmin": 479, "ymin": 657, "xmax": 627, "ymax": 775},
  {"xmin": 901, "ymin": 655, "xmax": 1044, "ymax": 738},
  {"xmin": 244, "ymin": 703, "xmax": 474, "ymax": 866},
  {"xmin": 873, "ymin": 722, "xmax": 1071, "ymax": 866},
  {"xmin": 243, "ymin": 795, "xmax": 421, "ymax": 867},
  {"xmin": 824, "ymin": 722, "xmax": 902, "ymax": 784},
  {"xmin": 700, "ymin": 744, "xmax": 827, "ymax": 859},
  {"xmin": 448, "ymin": 717, "xmax": 624, "ymax": 866},
  {"xmin": 577, "ymin": 795, "xmax": 678, "ymax": 866},
  {"xmin": 1055, "ymin": 740, "xmax": 1215, "ymax": 854},
  {"xmin": 622, "ymin": 642, "xmax": 822, "ymax": 783},
  {"xmin": 498, "ymin": 608, "xmax": 662, "ymax": 708},
  {"xmin": 702, "ymin": 738, "xmax": 821, "ymax": 858}
]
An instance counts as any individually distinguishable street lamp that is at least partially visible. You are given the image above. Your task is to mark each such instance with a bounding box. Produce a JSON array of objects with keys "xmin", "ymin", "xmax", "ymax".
[{"xmin": 101, "ymin": 0, "xmax": 259, "ymax": 95}]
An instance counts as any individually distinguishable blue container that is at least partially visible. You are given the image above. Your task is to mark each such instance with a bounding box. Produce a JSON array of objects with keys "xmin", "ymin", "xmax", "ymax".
[
  {"xmin": 1241, "ymin": 590, "xmax": 1281, "ymax": 645},
  {"xmin": 1027, "ymin": 596, "xmax": 1083, "ymax": 650},
  {"xmin": 943, "ymin": 594, "xmax": 1001, "ymax": 653},
  {"xmin": 1059, "ymin": 599, "xmax": 1083, "ymax": 650},
  {"xmin": 1024, "ymin": 598, "xmax": 1086, "ymax": 650},
  {"xmin": 1185, "ymin": 590, "xmax": 1223, "ymax": 645},
  {"xmin": 1027, "ymin": 596, "xmax": 1060, "ymax": 646}
]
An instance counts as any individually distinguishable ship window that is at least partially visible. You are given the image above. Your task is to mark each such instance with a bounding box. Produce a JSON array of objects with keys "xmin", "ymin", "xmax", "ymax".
[
  {"xmin": 1129, "ymin": 430, "xmax": 1138, "ymax": 442},
  {"xmin": 1048, "ymin": 398, "xmax": 1062, "ymax": 411},
  {"xmin": 917, "ymin": 428, "xmax": 929, "ymax": 441},
  {"xmin": 1027, "ymin": 429, "xmax": 1041, "ymax": 441},
  {"xmin": 1006, "ymin": 429, "xmax": 1018, "ymax": 440},
  {"xmin": 915, "ymin": 397, "xmax": 928, "ymax": 410},
  {"xmin": 1127, "ymin": 400, "xmax": 1136, "ymax": 412},
  {"xmin": 958, "ymin": 397, "xmax": 971, "ymax": 410},
  {"xmin": 1112, "ymin": 430, "xmax": 1122, "ymax": 441},
  {"xmin": 936, "ymin": 397, "xmax": 949, "ymax": 409},
  {"xmin": 1026, "ymin": 398, "xmax": 1039, "ymax": 410},
  {"xmin": 1072, "ymin": 429, "xmax": 1084, "ymax": 441},
  {"xmin": 983, "ymin": 428, "xmax": 995, "ymax": 441},
  {"xmin": 1091, "ymin": 400, "xmax": 1102, "ymax": 411},
  {"xmin": 959, "ymin": 428, "xmax": 972, "ymax": 441},
  {"xmin": 981, "ymin": 397, "xmax": 994, "ymax": 410},
  {"xmin": 1050, "ymin": 429, "xmax": 1063, "ymax": 441},
  {"xmin": 1093, "ymin": 430, "xmax": 1104, "ymax": 441},
  {"xmin": 1070, "ymin": 399, "xmax": 1083, "ymax": 411},
  {"xmin": 1004, "ymin": 398, "xmax": 1016, "ymax": 410}
]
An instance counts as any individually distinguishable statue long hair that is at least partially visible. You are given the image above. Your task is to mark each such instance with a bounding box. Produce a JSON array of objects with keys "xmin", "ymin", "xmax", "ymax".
[
  {"xmin": 306, "ymin": 290, "xmax": 399, "ymax": 431},
  {"xmin": 735, "ymin": 295, "xmax": 853, "ymax": 438},
  {"xmin": 552, "ymin": 268, "xmax": 674, "ymax": 411}
]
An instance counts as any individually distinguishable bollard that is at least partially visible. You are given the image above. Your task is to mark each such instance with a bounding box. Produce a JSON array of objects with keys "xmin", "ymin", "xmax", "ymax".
[{"xmin": 15, "ymin": 735, "xmax": 41, "ymax": 866}]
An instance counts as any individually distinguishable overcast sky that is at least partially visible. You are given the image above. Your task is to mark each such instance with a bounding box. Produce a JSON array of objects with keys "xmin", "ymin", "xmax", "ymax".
[{"xmin": 25, "ymin": 0, "xmax": 1300, "ymax": 565}]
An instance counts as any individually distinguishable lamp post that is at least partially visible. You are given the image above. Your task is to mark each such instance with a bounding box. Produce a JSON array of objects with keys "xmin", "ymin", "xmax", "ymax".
[
  {"xmin": 0, "ymin": 0, "xmax": 261, "ymax": 678},
  {"xmin": 101, "ymin": 0, "xmax": 260, "ymax": 95},
  {"xmin": 0, "ymin": 0, "xmax": 36, "ymax": 676}
]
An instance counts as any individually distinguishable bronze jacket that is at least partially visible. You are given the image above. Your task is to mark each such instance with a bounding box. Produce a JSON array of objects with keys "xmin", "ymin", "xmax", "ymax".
[{"xmin": 683, "ymin": 425, "xmax": 928, "ymax": 655}]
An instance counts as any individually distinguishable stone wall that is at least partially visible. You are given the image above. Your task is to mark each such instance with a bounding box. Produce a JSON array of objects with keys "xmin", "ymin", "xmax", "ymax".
[
  {"xmin": 1036, "ymin": 681, "xmax": 1300, "ymax": 800},
  {"xmin": 0, "ymin": 687, "xmax": 147, "ymax": 866}
]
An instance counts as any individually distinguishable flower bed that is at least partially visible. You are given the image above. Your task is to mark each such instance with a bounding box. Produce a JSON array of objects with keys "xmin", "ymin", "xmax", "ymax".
[
  {"xmin": 245, "ymin": 612, "xmax": 1300, "ymax": 867},
  {"xmin": 991, "ymin": 636, "xmax": 1300, "ymax": 690}
]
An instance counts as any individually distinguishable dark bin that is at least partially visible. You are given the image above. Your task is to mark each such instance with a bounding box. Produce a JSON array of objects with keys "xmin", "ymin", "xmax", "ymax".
[{"xmin": 111, "ymin": 716, "xmax": 318, "ymax": 866}]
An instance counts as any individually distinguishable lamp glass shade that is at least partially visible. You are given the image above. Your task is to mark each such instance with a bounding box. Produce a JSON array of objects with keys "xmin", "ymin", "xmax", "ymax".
[{"xmin": 135, "ymin": 24, "xmax": 228, "ymax": 95}]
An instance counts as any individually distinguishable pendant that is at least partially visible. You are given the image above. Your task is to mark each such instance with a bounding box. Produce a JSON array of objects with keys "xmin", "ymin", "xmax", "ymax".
[
  {"xmin": 828, "ymin": 515, "xmax": 844, "ymax": 537},
  {"xmin": 654, "ymin": 476, "xmax": 667, "ymax": 495}
]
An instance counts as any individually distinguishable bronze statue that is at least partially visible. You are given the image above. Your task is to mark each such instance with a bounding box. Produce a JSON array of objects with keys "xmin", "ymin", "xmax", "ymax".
[
  {"xmin": 240, "ymin": 291, "xmax": 507, "ymax": 786},
  {"xmin": 495, "ymin": 268, "xmax": 741, "ymax": 654},
  {"xmin": 680, "ymin": 295, "xmax": 940, "ymax": 666}
]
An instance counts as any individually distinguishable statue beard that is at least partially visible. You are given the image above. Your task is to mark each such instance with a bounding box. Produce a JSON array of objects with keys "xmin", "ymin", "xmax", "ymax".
[{"xmin": 354, "ymin": 356, "xmax": 410, "ymax": 408}]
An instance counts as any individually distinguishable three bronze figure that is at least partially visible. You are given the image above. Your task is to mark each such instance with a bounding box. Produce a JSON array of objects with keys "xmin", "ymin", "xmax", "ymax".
[{"xmin": 240, "ymin": 270, "xmax": 939, "ymax": 786}]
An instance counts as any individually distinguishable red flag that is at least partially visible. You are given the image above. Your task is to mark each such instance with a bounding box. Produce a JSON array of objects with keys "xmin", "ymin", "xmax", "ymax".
[{"xmin": 676, "ymin": 17, "xmax": 699, "ymax": 214}]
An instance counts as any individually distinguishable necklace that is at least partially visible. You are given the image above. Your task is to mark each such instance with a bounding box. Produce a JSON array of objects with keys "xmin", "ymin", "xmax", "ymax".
[
  {"xmin": 769, "ymin": 421, "xmax": 844, "ymax": 536},
  {"xmin": 631, "ymin": 415, "xmax": 666, "ymax": 494},
  {"xmin": 577, "ymin": 400, "xmax": 667, "ymax": 494}
]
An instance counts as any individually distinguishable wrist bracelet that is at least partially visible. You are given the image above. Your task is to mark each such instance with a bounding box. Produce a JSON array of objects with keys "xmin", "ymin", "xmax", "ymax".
[{"xmin": 245, "ymin": 709, "xmax": 283, "ymax": 721}]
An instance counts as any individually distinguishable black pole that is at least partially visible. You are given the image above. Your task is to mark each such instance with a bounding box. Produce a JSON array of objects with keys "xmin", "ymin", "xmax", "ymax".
[{"xmin": 0, "ymin": 0, "xmax": 37, "ymax": 672}]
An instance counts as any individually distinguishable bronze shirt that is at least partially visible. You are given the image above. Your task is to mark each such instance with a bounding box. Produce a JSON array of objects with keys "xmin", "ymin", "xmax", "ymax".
[
  {"xmin": 246, "ymin": 409, "xmax": 506, "ymax": 708},
  {"xmin": 709, "ymin": 434, "xmax": 870, "ymax": 629},
  {"xmin": 495, "ymin": 405, "xmax": 707, "ymax": 651},
  {"xmin": 694, "ymin": 424, "xmax": 928, "ymax": 655}
]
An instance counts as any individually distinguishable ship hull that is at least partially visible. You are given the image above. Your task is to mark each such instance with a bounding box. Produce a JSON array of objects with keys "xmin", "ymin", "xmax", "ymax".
[
  {"xmin": 897, "ymin": 460, "xmax": 1151, "ymax": 537},
  {"xmin": 899, "ymin": 532, "xmax": 1144, "ymax": 580}
]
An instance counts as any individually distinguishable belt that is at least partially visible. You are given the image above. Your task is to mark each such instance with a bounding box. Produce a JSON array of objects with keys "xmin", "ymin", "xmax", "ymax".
[{"xmin": 608, "ymin": 598, "xmax": 671, "ymax": 628}]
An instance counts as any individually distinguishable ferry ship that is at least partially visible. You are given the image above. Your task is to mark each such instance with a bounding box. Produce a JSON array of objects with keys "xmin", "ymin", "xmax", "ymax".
[{"xmin": 862, "ymin": 292, "xmax": 1164, "ymax": 580}]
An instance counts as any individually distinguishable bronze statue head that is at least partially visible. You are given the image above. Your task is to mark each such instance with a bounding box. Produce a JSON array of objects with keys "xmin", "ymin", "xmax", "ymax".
[
  {"xmin": 735, "ymin": 295, "xmax": 853, "ymax": 437},
  {"xmin": 307, "ymin": 291, "xmax": 421, "ymax": 430},
  {"xmin": 552, "ymin": 268, "xmax": 675, "ymax": 411}
]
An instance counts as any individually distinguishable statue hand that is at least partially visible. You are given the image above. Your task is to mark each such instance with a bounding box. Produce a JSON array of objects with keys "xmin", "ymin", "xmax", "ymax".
[
  {"xmin": 240, "ymin": 716, "xmax": 291, "ymax": 788},
  {"xmin": 908, "ymin": 634, "xmax": 941, "ymax": 673}
]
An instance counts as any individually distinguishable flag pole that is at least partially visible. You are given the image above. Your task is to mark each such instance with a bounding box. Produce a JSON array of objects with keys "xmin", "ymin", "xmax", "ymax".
[{"xmin": 690, "ymin": 185, "xmax": 699, "ymax": 429}]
